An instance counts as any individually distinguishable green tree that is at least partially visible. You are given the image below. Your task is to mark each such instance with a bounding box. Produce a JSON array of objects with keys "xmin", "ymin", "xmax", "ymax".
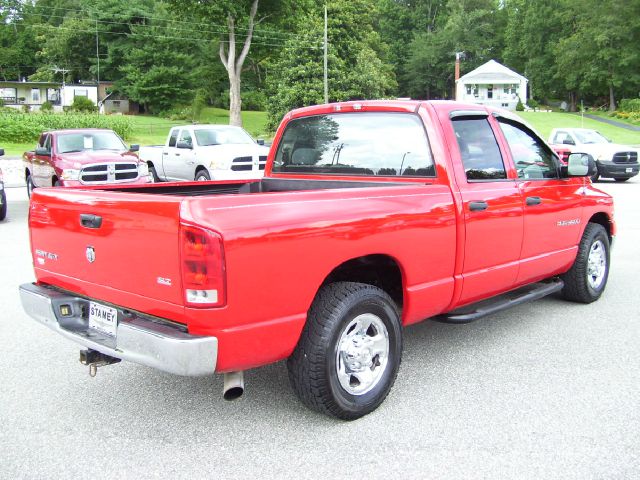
[
  {"xmin": 165, "ymin": 0, "xmax": 300, "ymax": 127},
  {"xmin": 0, "ymin": 1, "xmax": 40, "ymax": 81},
  {"xmin": 555, "ymin": 0, "xmax": 640, "ymax": 111},
  {"xmin": 266, "ymin": 0, "xmax": 397, "ymax": 128},
  {"xmin": 403, "ymin": 0, "xmax": 505, "ymax": 99},
  {"xmin": 116, "ymin": 4, "xmax": 198, "ymax": 113}
]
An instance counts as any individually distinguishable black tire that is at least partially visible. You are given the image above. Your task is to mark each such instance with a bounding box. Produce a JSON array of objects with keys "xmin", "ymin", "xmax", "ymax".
[
  {"xmin": 0, "ymin": 190, "xmax": 7, "ymax": 221},
  {"xmin": 287, "ymin": 282, "xmax": 403, "ymax": 420},
  {"xmin": 195, "ymin": 169, "xmax": 211, "ymax": 181},
  {"xmin": 589, "ymin": 168, "xmax": 600, "ymax": 183},
  {"xmin": 561, "ymin": 223, "xmax": 610, "ymax": 303},
  {"xmin": 54, "ymin": 179, "xmax": 61, "ymax": 187},
  {"xmin": 614, "ymin": 178, "xmax": 629, "ymax": 182},
  {"xmin": 149, "ymin": 165, "xmax": 160, "ymax": 182},
  {"xmin": 26, "ymin": 175, "xmax": 35, "ymax": 198}
]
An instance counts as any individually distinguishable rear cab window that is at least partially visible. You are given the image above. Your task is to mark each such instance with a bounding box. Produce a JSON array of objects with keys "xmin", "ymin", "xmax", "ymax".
[
  {"xmin": 451, "ymin": 117, "xmax": 507, "ymax": 181},
  {"xmin": 272, "ymin": 112, "xmax": 435, "ymax": 177}
]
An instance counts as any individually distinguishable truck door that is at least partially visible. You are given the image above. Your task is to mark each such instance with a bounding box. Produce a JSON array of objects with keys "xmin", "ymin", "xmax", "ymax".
[
  {"xmin": 33, "ymin": 134, "xmax": 53, "ymax": 187},
  {"xmin": 450, "ymin": 114, "xmax": 524, "ymax": 305},
  {"xmin": 496, "ymin": 118, "xmax": 584, "ymax": 285},
  {"xmin": 160, "ymin": 128, "xmax": 179, "ymax": 179},
  {"xmin": 164, "ymin": 128, "xmax": 196, "ymax": 181}
]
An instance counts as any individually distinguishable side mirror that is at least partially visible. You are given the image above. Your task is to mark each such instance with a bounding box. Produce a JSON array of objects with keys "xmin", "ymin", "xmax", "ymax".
[
  {"xmin": 565, "ymin": 153, "xmax": 596, "ymax": 177},
  {"xmin": 257, "ymin": 139, "xmax": 265, "ymax": 146},
  {"xmin": 129, "ymin": 144, "xmax": 140, "ymax": 152},
  {"xmin": 35, "ymin": 147, "xmax": 51, "ymax": 156},
  {"xmin": 562, "ymin": 138, "xmax": 575, "ymax": 145},
  {"xmin": 0, "ymin": 148, "xmax": 4, "ymax": 156},
  {"xmin": 176, "ymin": 141, "xmax": 192, "ymax": 150}
]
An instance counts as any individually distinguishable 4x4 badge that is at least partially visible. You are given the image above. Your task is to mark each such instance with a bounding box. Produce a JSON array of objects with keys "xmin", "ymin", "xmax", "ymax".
[{"xmin": 86, "ymin": 246, "xmax": 96, "ymax": 263}]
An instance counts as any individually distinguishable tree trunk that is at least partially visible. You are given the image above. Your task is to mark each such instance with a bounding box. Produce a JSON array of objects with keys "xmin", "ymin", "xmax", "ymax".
[
  {"xmin": 219, "ymin": 0, "xmax": 259, "ymax": 128},
  {"xmin": 609, "ymin": 85, "xmax": 616, "ymax": 112},
  {"xmin": 228, "ymin": 71, "xmax": 242, "ymax": 126},
  {"xmin": 569, "ymin": 92, "xmax": 577, "ymax": 112}
]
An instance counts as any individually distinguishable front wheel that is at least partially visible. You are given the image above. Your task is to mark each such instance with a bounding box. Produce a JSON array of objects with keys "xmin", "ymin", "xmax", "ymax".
[
  {"xmin": 287, "ymin": 282, "xmax": 402, "ymax": 420},
  {"xmin": 195, "ymin": 170, "xmax": 211, "ymax": 181},
  {"xmin": 561, "ymin": 223, "xmax": 610, "ymax": 303},
  {"xmin": 149, "ymin": 165, "xmax": 160, "ymax": 182},
  {"xmin": 26, "ymin": 175, "xmax": 35, "ymax": 198},
  {"xmin": 589, "ymin": 168, "xmax": 600, "ymax": 183}
]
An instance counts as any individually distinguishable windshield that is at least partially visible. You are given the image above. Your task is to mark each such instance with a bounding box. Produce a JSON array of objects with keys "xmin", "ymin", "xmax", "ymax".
[
  {"xmin": 574, "ymin": 130, "xmax": 608, "ymax": 144},
  {"xmin": 194, "ymin": 127, "xmax": 254, "ymax": 146},
  {"xmin": 272, "ymin": 112, "xmax": 435, "ymax": 177},
  {"xmin": 56, "ymin": 131, "xmax": 127, "ymax": 153}
]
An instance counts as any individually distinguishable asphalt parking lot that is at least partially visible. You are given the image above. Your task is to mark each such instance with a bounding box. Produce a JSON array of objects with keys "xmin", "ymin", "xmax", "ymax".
[{"xmin": 0, "ymin": 179, "xmax": 638, "ymax": 479}]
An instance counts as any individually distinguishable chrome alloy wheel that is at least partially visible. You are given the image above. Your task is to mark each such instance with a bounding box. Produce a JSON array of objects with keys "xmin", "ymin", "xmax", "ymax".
[
  {"xmin": 587, "ymin": 239, "xmax": 607, "ymax": 290},
  {"xmin": 335, "ymin": 313, "xmax": 389, "ymax": 396}
]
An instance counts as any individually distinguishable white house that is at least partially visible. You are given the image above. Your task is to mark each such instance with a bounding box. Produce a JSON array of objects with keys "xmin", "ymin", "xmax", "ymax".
[
  {"xmin": 455, "ymin": 60, "xmax": 528, "ymax": 111},
  {"xmin": 0, "ymin": 80, "xmax": 98, "ymax": 112}
]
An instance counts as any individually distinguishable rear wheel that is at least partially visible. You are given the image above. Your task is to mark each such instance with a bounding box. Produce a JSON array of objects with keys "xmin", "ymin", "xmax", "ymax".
[
  {"xmin": 195, "ymin": 169, "xmax": 211, "ymax": 181},
  {"xmin": 287, "ymin": 282, "xmax": 402, "ymax": 420},
  {"xmin": 561, "ymin": 223, "xmax": 610, "ymax": 303},
  {"xmin": 614, "ymin": 178, "xmax": 629, "ymax": 182}
]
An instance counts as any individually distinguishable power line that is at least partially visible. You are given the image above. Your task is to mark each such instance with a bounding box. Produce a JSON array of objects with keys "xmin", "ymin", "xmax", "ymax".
[
  {"xmin": 5, "ymin": 12, "xmax": 321, "ymax": 48},
  {"xmin": 22, "ymin": 4, "xmax": 316, "ymax": 40}
]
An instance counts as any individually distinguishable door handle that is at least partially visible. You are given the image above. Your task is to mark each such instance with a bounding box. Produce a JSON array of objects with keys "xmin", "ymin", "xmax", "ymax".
[
  {"xmin": 162, "ymin": 152, "xmax": 168, "ymax": 156},
  {"xmin": 469, "ymin": 201, "xmax": 489, "ymax": 212},
  {"xmin": 175, "ymin": 153, "xmax": 181, "ymax": 157},
  {"xmin": 526, "ymin": 196, "xmax": 542, "ymax": 206},
  {"xmin": 80, "ymin": 214, "xmax": 102, "ymax": 229}
]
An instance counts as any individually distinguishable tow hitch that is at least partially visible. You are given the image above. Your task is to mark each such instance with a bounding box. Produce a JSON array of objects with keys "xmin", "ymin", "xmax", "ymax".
[{"xmin": 79, "ymin": 349, "xmax": 121, "ymax": 377}]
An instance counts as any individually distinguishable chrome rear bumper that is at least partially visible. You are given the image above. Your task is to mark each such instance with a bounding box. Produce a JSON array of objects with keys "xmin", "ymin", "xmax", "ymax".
[{"xmin": 19, "ymin": 283, "xmax": 217, "ymax": 376}]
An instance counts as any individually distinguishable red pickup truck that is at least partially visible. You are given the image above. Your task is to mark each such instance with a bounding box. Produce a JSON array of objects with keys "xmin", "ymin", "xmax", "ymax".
[
  {"xmin": 20, "ymin": 101, "xmax": 614, "ymax": 419},
  {"xmin": 23, "ymin": 128, "xmax": 150, "ymax": 196}
]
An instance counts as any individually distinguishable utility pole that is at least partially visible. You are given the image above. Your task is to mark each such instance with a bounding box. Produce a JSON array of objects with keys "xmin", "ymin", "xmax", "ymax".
[
  {"xmin": 95, "ymin": 19, "xmax": 100, "ymax": 86},
  {"xmin": 52, "ymin": 66, "xmax": 70, "ymax": 107},
  {"xmin": 323, "ymin": 5, "xmax": 328, "ymax": 104}
]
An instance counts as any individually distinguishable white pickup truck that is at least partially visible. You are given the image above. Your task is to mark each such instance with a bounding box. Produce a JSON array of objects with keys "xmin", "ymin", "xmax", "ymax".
[
  {"xmin": 139, "ymin": 124, "xmax": 270, "ymax": 182},
  {"xmin": 548, "ymin": 127, "xmax": 639, "ymax": 182}
]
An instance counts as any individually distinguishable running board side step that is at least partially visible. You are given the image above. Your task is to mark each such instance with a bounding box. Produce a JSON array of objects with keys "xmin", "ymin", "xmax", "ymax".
[{"xmin": 435, "ymin": 280, "xmax": 564, "ymax": 324}]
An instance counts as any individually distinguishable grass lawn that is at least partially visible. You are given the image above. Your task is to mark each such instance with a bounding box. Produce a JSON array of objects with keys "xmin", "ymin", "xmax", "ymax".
[
  {"xmin": 128, "ymin": 108, "xmax": 269, "ymax": 146},
  {"xmin": 518, "ymin": 111, "xmax": 640, "ymax": 145}
]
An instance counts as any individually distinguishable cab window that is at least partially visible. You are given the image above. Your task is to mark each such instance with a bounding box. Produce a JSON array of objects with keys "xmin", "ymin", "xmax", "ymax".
[
  {"xmin": 178, "ymin": 129, "xmax": 193, "ymax": 148},
  {"xmin": 168, "ymin": 129, "xmax": 179, "ymax": 147},
  {"xmin": 499, "ymin": 120, "xmax": 559, "ymax": 180}
]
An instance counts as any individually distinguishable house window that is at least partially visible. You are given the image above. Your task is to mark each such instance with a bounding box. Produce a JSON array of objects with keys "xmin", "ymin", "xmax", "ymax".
[
  {"xmin": 31, "ymin": 88, "xmax": 41, "ymax": 103},
  {"xmin": 74, "ymin": 89, "xmax": 88, "ymax": 98},
  {"xmin": 0, "ymin": 87, "xmax": 17, "ymax": 103},
  {"xmin": 47, "ymin": 88, "xmax": 61, "ymax": 104},
  {"xmin": 487, "ymin": 86, "xmax": 493, "ymax": 99},
  {"xmin": 466, "ymin": 85, "xmax": 472, "ymax": 95},
  {"xmin": 112, "ymin": 100, "xmax": 121, "ymax": 107}
]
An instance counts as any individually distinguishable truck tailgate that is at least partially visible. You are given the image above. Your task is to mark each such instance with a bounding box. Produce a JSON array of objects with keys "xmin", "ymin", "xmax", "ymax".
[{"xmin": 29, "ymin": 188, "xmax": 185, "ymax": 314}]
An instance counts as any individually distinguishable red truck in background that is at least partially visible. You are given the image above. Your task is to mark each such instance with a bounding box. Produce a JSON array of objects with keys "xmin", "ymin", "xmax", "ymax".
[
  {"xmin": 20, "ymin": 101, "xmax": 614, "ymax": 420},
  {"xmin": 23, "ymin": 128, "xmax": 150, "ymax": 196}
]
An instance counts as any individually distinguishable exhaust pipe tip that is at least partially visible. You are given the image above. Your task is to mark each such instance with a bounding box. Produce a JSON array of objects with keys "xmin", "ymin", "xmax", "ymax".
[{"xmin": 223, "ymin": 371, "xmax": 244, "ymax": 401}]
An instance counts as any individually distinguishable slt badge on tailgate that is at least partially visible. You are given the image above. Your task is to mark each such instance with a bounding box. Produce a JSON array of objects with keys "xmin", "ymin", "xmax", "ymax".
[{"xmin": 86, "ymin": 246, "xmax": 96, "ymax": 263}]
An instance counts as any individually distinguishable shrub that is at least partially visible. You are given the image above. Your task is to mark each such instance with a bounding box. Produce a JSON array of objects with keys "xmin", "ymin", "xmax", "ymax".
[
  {"xmin": 618, "ymin": 98, "xmax": 640, "ymax": 113},
  {"xmin": 0, "ymin": 112, "xmax": 133, "ymax": 142},
  {"xmin": 527, "ymin": 98, "xmax": 539, "ymax": 110},
  {"xmin": 516, "ymin": 98, "xmax": 524, "ymax": 111},
  {"xmin": 40, "ymin": 101, "xmax": 54, "ymax": 112},
  {"xmin": 69, "ymin": 96, "xmax": 98, "ymax": 113},
  {"xmin": 242, "ymin": 90, "xmax": 267, "ymax": 111},
  {"xmin": 22, "ymin": 104, "xmax": 31, "ymax": 113}
]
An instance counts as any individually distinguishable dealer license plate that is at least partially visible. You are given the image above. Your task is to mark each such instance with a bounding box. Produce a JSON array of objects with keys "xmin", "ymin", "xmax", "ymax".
[
  {"xmin": 88, "ymin": 302, "xmax": 118, "ymax": 337},
  {"xmin": 626, "ymin": 168, "xmax": 633, "ymax": 173}
]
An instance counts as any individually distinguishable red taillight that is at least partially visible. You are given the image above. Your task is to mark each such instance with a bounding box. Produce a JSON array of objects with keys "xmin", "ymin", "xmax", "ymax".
[{"xmin": 180, "ymin": 224, "xmax": 226, "ymax": 307}]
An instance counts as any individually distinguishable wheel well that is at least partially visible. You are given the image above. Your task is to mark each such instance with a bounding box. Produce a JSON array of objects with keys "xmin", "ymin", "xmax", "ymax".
[
  {"xmin": 25, "ymin": 168, "xmax": 31, "ymax": 180},
  {"xmin": 51, "ymin": 175, "xmax": 58, "ymax": 186},
  {"xmin": 588, "ymin": 212, "xmax": 612, "ymax": 240},
  {"xmin": 321, "ymin": 255, "xmax": 404, "ymax": 309}
]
